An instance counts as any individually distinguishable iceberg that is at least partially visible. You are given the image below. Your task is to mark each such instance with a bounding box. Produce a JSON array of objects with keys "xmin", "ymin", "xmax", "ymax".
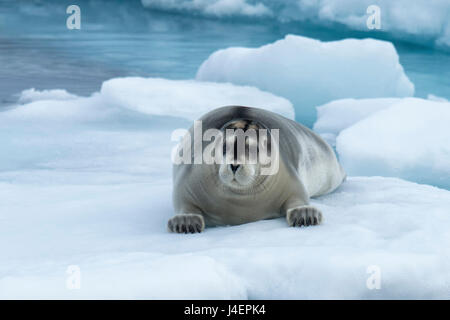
[
  {"xmin": 1, "ymin": 78, "xmax": 294, "ymax": 123},
  {"xmin": 141, "ymin": 0, "xmax": 450, "ymax": 50},
  {"xmin": 99, "ymin": 77, "xmax": 294, "ymax": 121},
  {"xmin": 313, "ymin": 98, "xmax": 401, "ymax": 146},
  {"xmin": 314, "ymin": 97, "xmax": 450, "ymax": 189},
  {"xmin": 196, "ymin": 35, "xmax": 414, "ymax": 126}
]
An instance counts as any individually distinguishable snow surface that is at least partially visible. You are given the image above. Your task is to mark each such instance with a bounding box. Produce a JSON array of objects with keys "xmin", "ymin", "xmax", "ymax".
[
  {"xmin": 99, "ymin": 77, "xmax": 294, "ymax": 121},
  {"xmin": 1, "ymin": 78, "xmax": 450, "ymax": 299},
  {"xmin": 313, "ymin": 98, "xmax": 401, "ymax": 146},
  {"xmin": 196, "ymin": 35, "xmax": 414, "ymax": 126},
  {"xmin": 141, "ymin": 0, "xmax": 450, "ymax": 49},
  {"xmin": 1, "ymin": 78, "xmax": 293, "ymax": 124},
  {"xmin": 314, "ymin": 97, "xmax": 450, "ymax": 189}
]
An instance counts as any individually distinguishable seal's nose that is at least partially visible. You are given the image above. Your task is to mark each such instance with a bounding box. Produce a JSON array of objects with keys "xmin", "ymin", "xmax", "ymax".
[{"xmin": 230, "ymin": 164, "xmax": 240, "ymax": 173}]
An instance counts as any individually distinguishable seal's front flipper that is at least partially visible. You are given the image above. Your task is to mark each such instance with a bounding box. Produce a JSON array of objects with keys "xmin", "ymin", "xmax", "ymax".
[
  {"xmin": 286, "ymin": 206, "xmax": 323, "ymax": 227},
  {"xmin": 167, "ymin": 213, "xmax": 205, "ymax": 234}
]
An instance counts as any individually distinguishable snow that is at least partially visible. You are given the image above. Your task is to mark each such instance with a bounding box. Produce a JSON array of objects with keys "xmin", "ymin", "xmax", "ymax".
[
  {"xmin": 2, "ymin": 175, "xmax": 450, "ymax": 298},
  {"xmin": 1, "ymin": 78, "xmax": 293, "ymax": 124},
  {"xmin": 288, "ymin": 0, "xmax": 450, "ymax": 49},
  {"xmin": 99, "ymin": 77, "xmax": 294, "ymax": 121},
  {"xmin": 141, "ymin": 0, "xmax": 450, "ymax": 49},
  {"xmin": 314, "ymin": 97, "xmax": 450, "ymax": 189},
  {"xmin": 1, "ymin": 77, "xmax": 450, "ymax": 299},
  {"xmin": 196, "ymin": 35, "xmax": 414, "ymax": 126},
  {"xmin": 313, "ymin": 98, "xmax": 401, "ymax": 146}
]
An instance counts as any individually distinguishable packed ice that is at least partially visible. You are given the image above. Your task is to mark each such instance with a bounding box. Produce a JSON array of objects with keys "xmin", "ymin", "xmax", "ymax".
[
  {"xmin": 314, "ymin": 97, "xmax": 450, "ymax": 189},
  {"xmin": 141, "ymin": 0, "xmax": 450, "ymax": 49},
  {"xmin": 1, "ymin": 76, "xmax": 450, "ymax": 298}
]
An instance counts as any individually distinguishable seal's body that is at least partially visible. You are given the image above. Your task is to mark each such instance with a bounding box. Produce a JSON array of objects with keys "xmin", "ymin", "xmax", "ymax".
[{"xmin": 169, "ymin": 106, "xmax": 346, "ymax": 233}]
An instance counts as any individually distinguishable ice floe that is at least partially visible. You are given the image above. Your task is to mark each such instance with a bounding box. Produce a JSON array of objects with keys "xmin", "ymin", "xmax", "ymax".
[
  {"xmin": 315, "ymin": 97, "xmax": 450, "ymax": 189},
  {"xmin": 197, "ymin": 35, "xmax": 414, "ymax": 126}
]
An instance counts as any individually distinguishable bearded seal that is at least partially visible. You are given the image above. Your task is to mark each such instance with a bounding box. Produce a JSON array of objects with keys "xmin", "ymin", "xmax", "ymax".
[{"xmin": 168, "ymin": 106, "xmax": 346, "ymax": 233}]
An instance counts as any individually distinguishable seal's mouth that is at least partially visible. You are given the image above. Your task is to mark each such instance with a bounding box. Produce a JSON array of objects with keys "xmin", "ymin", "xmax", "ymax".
[
  {"xmin": 223, "ymin": 174, "xmax": 269, "ymax": 195},
  {"xmin": 230, "ymin": 177, "xmax": 243, "ymax": 185},
  {"xmin": 216, "ymin": 162, "xmax": 271, "ymax": 196}
]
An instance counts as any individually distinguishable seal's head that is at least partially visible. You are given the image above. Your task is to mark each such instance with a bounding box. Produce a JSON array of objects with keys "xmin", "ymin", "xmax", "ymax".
[{"xmin": 217, "ymin": 119, "xmax": 274, "ymax": 191}]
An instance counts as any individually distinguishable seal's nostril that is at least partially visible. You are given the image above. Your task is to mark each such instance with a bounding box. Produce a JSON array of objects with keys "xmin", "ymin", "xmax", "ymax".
[{"xmin": 230, "ymin": 164, "xmax": 240, "ymax": 173}]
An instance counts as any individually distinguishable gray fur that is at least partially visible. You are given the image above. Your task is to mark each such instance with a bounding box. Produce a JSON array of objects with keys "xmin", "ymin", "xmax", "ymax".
[{"xmin": 169, "ymin": 106, "xmax": 346, "ymax": 233}]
